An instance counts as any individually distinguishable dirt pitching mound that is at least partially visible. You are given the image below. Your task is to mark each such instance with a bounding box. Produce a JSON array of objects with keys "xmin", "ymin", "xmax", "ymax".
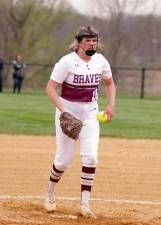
[{"xmin": 1, "ymin": 135, "xmax": 161, "ymax": 225}]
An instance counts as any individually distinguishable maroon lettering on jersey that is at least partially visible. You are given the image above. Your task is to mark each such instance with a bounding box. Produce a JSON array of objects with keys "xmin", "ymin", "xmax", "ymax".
[
  {"xmin": 61, "ymin": 82, "xmax": 99, "ymax": 102},
  {"xmin": 79, "ymin": 75, "xmax": 84, "ymax": 83},
  {"xmin": 85, "ymin": 76, "xmax": 90, "ymax": 83},
  {"xmin": 95, "ymin": 74, "xmax": 100, "ymax": 82},
  {"xmin": 73, "ymin": 75, "xmax": 79, "ymax": 83},
  {"xmin": 73, "ymin": 74, "xmax": 101, "ymax": 84}
]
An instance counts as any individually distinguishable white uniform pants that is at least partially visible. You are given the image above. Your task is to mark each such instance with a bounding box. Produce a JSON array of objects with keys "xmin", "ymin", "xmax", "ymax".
[{"xmin": 54, "ymin": 97, "xmax": 100, "ymax": 169}]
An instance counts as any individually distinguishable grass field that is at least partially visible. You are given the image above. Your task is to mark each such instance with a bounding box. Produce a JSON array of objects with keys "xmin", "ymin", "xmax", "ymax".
[{"xmin": 0, "ymin": 91, "xmax": 161, "ymax": 139}]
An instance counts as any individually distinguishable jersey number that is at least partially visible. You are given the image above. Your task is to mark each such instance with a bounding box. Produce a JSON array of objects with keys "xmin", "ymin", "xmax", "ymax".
[{"xmin": 92, "ymin": 89, "xmax": 98, "ymax": 101}]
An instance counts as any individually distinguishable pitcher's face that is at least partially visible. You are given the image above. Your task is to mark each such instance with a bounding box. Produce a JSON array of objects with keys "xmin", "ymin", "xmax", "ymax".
[{"xmin": 79, "ymin": 37, "xmax": 98, "ymax": 51}]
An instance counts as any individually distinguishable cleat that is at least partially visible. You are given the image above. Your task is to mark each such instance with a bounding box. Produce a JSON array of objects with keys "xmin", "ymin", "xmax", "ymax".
[
  {"xmin": 44, "ymin": 193, "xmax": 56, "ymax": 212},
  {"xmin": 80, "ymin": 204, "xmax": 97, "ymax": 219}
]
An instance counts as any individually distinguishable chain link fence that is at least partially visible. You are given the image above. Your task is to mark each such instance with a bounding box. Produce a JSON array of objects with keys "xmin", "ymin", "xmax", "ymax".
[
  {"xmin": 112, "ymin": 67, "xmax": 161, "ymax": 98},
  {"xmin": 2, "ymin": 63, "xmax": 161, "ymax": 98}
]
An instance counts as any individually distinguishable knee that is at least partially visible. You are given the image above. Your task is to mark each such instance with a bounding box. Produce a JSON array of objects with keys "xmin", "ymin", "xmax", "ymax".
[
  {"xmin": 54, "ymin": 158, "xmax": 72, "ymax": 171},
  {"xmin": 53, "ymin": 163, "xmax": 68, "ymax": 171},
  {"xmin": 81, "ymin": 155, "xmax": 98, "ymax": 167}
]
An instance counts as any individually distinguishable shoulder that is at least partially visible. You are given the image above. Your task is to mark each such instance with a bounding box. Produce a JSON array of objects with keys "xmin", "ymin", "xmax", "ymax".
[
  {"xmin": 56, "ymin": 52, "xmax": 76, "ymax": 66},
  {"xmin": 58, "ymin": 52, "xmax": 75, "ymax": 62},
  {"xmin": 94, "ymin": 53, "xmax": 109, "ymax": 61},
  {"xmin": 95, "ymin": 53, "xmax": 111, "ymax": 66}
]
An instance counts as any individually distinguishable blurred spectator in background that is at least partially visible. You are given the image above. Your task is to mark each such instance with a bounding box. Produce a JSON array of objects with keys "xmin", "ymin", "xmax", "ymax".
[
  {"xmin": 12, "ymin": 53, "xmax": 26, "ymax": 93},
  {"xmin": 0, "ymin": 56, "xmax": 4, "ymax": 93}
]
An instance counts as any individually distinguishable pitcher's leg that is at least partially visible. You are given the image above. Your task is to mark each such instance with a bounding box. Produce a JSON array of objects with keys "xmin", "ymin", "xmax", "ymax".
[
  {"xmin": 45, "ymin": 109, "xmax": 76, "ymax": 212},
  {"xmin": 47, "ymin": 130, "xmax": 76, "ymax": 195},
  {"xmin": 79, "ymin": 118, "xmax": 99, "ymax": 218}
]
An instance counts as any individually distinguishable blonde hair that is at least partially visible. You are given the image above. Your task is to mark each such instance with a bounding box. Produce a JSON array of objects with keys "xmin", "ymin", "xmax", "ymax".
[
  {"xmin": 75, "ymin": 26, "xmax": 98, "ymax": 40},
  {"xmin": 68, "ymin": 37, "xmax": 104, "ymax": 53},
  {"xmin": 68, "ymin": 40, "xmax": 79, "ymax": 52},
  {"xmin": 68, "ymin": 26, "xmax": 104, "ymax": 53}
]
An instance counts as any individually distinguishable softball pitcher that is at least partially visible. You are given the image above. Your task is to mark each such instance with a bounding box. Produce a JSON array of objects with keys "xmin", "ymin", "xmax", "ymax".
[{"xmin": 44, "ymin": 26, "xmax": 116, "ymax": 218}]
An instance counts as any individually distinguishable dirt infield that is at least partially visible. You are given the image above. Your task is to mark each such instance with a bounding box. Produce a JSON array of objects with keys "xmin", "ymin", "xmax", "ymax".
[{"xmin": 1, "ymin": 135, "xmax": 161, "ymax": 225}]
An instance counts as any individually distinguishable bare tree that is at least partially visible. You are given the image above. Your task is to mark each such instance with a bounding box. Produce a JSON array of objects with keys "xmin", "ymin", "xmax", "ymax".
[
  {"xmin": 0, "ymin": 0, "xmax": 75, "ymax": 86},
  {"xmin": 89, "ymin": 0, "xmax": 161, "ymax": 85},
  {"xmin": 91, "ymin": 0, "xmax": 145, "ymax": 65}
]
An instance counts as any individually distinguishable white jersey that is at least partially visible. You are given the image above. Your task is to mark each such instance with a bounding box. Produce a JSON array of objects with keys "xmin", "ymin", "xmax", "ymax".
[{"xmin": 50, "ymin": 52, "xmax": 112, "ymax": 102}]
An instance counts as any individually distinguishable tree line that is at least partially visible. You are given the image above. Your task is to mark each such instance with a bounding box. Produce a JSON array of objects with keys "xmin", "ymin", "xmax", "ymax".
[{"xmin": 0, "ymin": 0, "xmax": 161, "ymax": 89}]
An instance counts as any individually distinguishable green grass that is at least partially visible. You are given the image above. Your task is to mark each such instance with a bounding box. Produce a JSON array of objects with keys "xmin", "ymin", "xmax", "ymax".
[
  {"xmin": 0, "ymin": 91, "xmax": 161, "ymax": 139},
  {"xmin": 99, "ymin": 95, "xmax": 161, "ymax": 139},
  {"xmin": 0, "ymin": 91, "xmax": 54, "ymax": 135}
]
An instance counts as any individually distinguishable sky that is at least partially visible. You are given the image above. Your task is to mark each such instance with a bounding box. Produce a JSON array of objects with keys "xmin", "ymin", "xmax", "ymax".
[
  {"xmin": 68, "ymin": 0, "xmax": 161, "ymax": 17},
  {"xmin": 68, "ymin": 0, "xmax": 91, "ymax": 12}
]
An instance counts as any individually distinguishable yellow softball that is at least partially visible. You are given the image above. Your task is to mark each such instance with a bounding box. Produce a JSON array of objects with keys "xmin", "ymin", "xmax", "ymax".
[{"xmin": 97, "ymin": 111, "xmax": 109, "ymax": 123}]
